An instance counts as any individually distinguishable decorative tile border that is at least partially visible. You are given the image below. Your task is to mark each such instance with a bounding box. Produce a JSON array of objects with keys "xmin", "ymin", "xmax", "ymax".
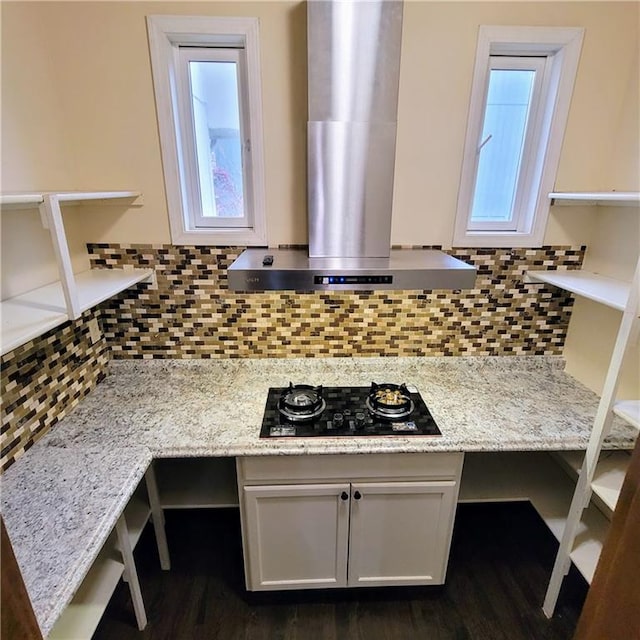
[
  {"xmin": 0, "ymin": 310, "xmax": 109, "ymax": 472},
  {"xmin": 91, "ymin": 244, "xmax": 585, "ymax": 359}
]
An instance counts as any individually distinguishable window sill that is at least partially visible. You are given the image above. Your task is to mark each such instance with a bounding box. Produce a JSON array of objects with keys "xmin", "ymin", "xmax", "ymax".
[
  {"xmin": 170, "ymin": 225, "xmax": 267, "ymax": 247},
  {"xmin": 452, "ymin": 230, "xmax": 545, "ymax": 248}
]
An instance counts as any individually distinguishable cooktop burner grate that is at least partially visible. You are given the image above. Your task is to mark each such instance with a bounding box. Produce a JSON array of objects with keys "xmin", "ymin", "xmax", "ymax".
[{"xmin": 278, "ymin": 383, "xmax": 326, "ymax": 421}]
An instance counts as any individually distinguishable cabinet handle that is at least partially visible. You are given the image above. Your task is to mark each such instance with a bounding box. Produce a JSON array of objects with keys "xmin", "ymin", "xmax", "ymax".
[
  {"xmin": 340, "ymin": 491, "xmax": 349, "ymax": 501},
  {"xmin": 353, "ymin": 490, "xmax": 362, "ymax": 500}
]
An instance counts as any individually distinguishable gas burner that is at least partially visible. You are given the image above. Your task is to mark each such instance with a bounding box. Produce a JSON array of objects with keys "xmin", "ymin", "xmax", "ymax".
[
  {"xmin": 261, "ymin": 385, "xmax": 441, "ymax": 437},
  {"xmin": 365, "ymin": 382, "xmax": 415, "ymax": 419},
  {"xmin": 278, "ymin": 383, "xmax": 326, "ymax": 422}
]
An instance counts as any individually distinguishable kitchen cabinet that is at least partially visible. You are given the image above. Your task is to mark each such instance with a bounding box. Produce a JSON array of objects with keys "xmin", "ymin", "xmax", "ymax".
[
  {"xmin": 237, "ymin": 453, "xmax": 462, "ymax": 591},
  {"xmin": 347, "ymin": 480, "xmax": 458, "ymax": 587},
  {"xmin": 243, "ymin": 483, "xmax": 350, "ymax": 589}
]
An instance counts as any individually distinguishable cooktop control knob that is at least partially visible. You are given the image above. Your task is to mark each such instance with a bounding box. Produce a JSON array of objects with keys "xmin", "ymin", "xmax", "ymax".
[
  {"xmin": 332, "ymin": 413, "xmax": 344, "ymax": 428},
  {"xmin": 355, "ymin": 412, "xmax": 366, "ymax": 429}
]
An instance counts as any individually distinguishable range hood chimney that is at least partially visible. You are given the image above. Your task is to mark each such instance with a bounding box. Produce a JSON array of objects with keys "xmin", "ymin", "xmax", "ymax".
[{"xmin": 228, "ymin": 0, "xmax": 476, "ymax": 291}]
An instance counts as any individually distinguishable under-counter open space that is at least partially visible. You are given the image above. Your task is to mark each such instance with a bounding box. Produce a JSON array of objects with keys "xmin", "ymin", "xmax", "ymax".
[{"xmin": 91, "ymin": 502, "xmax": 589, "ymax": 640}]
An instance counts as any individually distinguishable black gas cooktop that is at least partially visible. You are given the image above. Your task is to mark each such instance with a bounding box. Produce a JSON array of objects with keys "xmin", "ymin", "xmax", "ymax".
[{"xmin": 260, "ymin": 383, "xmax": 441, "ymax": 438}]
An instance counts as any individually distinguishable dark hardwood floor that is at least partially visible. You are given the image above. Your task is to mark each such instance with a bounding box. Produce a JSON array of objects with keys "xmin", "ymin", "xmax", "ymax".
[{"xmin": 94, "ymin": 502, "xmax": 587, "ymax": 640}]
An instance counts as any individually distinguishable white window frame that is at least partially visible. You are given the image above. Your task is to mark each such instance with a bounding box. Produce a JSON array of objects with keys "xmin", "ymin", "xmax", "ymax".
[
  {"xmin": 147, "ymin": 15, "xmax": 267, "ymax": 246},
  {"xmin": 453, "ymin": 26, "xmax": 584, "ymax": 248},
  {"xmin": 466, "ymin": 56, "xmax": 548, "ymax": 232}
]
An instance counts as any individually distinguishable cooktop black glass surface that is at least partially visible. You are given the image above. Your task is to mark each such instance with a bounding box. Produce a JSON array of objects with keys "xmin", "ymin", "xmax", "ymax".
[{"xmin": 260, "ymin": 384, "xmax": 442, "ymax": 437}]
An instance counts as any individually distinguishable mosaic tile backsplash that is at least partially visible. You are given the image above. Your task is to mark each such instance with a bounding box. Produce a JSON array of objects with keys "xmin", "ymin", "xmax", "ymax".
[
  {"xmin": 92, "ymin": 244, "xmax": 585, "ymax": 359},
  {"xmin": 1, "ymin": 243, "xmax": 583, "ymax": 471},
  {"xmin": 1, "ymin": 310, "xmax": 109, "ymax": 471}
]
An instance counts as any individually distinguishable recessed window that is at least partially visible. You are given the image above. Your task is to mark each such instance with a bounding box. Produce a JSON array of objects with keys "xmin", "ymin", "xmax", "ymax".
[
  {"xmin": 453, "ymin": 26, "xmax": 584, "ymax": 247},
  {"xmin": 147, "ymin": 16, "xmax": 267, "ymax": 246}
]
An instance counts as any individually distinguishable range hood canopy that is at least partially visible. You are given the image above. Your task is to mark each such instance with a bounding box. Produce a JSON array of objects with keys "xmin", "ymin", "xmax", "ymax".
[
  {"xmin": 228, "ymin": 248, "xmax": 476, "ymax": 291},
  {"xmin": 228, "ymin": 0, "xmax": 476, "ymax": 292}
]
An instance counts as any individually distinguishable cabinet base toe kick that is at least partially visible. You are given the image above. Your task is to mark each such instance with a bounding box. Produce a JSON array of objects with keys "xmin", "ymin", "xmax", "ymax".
[{"xmin": 236, "ymin": 453, "xmax": 463, "ymax": 591}]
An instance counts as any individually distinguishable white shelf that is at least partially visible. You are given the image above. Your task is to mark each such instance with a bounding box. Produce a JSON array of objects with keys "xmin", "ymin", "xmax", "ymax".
[
  {"xmin": 526, "ymin": 270, "xmax": 631, "ymax": 311},
  {"xmin": 549, "ymin": 191, "xmax": 640, "ymax": 207},
  {"xmin": 1, "ymin": 268, "xmax": 153, "ymax": 355},
  {"xmin": 1, "ymin": 294, "xmax": 68, "ymax": 354},
  {"xmin": 554, "ymin": 450, "xmax": 631, "ymax": 517},
  {"xmin": 460, "ymin": 451, "xmax": 608, "ymax": 584},
  {"xmin": 56, "ymin": 191, "xmax": 140, "ymax": 202},
  {"xmin": 614, "ymin": 400, "xmax": 640, "ymax": 431},
  {"xmin": 74, "ymin": 269, "xmax": 153, "ymax": 310},
  {"xmin": 0, "ymin": 190, "xmax": 140, "ymax": 208},
  {"xmin": 49, "ymin": 482, "xmax": 155, "ymax": 640},
  {"xmin": 568, "ymin": 504, "xmax": 608, "ymax": 583},
  {"xmin": 0, "ymin": 193, "xmax": 44, "ymax": 206},
  {"xmin": 48, "ymin": 537, "xmax": 125, "ymax": 640},
  {"xmin": 156, "ymin": 458, "xmax": 239, "ymax": 509}
]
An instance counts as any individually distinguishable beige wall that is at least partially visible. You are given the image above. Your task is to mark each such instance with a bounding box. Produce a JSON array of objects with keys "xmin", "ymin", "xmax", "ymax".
[
  {"xmin": 393, "ymin": 1, "xmax": 639, "ymax": 247},
  {"xmin": 2, "ymin": 2, "xmax": 639, "ymax": 395},
  {"xmin": 559, "ymin": 14, "xmax": 639, "ymax": 396},
  {"xmin": 2, "ymin": 1, "xmax": 637, "ymax": 251},
  {"xmin": 2, "ymin": 0, "xmax": 307, "ymax": 248}
]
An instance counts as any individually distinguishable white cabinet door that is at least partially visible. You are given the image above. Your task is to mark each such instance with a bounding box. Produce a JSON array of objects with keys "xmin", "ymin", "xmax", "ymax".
[
  {"xmin": 347, "ymin": 481, "xmax": 458, "ymax": 587},
  {"xmin": 243, "ymin": 483, "xmax": 350, "ymax": 590}
]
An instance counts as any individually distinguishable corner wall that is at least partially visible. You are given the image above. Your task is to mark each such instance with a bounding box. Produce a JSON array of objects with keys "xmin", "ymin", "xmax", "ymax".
[{"xmin": 0, "ymin": 310, "xmax": 109, "ymax": 471}]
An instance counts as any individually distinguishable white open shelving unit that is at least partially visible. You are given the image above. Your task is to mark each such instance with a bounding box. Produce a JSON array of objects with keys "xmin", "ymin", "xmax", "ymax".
[
  {"xmin": 539, "ymin": 250, "xmax": 639, "ymax": 616},
  {"xmin": 48, "ymin": 483, "xmax": 152, "ymax": 640},
  {"xmin": 48, "ymin": 538, "xmax": 126, "ymax": 640},
  {"xmin": 527, "ymin": 191, "xmax": 638, "ymax": 311},
  {"xmin": 459, "ymin": 451, "xmax": 610, "ymax": 585},
  {"xmin": 553, "ymin": 450, "xmax": 631, "ymax": 517},
  {"xmin": 526, "ymin": 270, "xmax": 631, "ymax": 312},
  {"xmin": 549, "ymin": 191, "xmax": 640, "ymax": 207},
  {"xmin": 1, "ymin": 191, "xmax": 153, "ymax": 356},
  {"xmin": 48, "ymin": 467, "xmax": 170, "ymax": 640}
]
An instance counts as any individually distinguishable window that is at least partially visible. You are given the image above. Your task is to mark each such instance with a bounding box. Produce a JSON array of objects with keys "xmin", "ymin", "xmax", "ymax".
[
  {"xmin": 453, "ymin": 26, "xmax": 584, "ymax": 247},
  {"xmin": 147, "ymin": 16, "xmax": 267, "ymax": 245}
]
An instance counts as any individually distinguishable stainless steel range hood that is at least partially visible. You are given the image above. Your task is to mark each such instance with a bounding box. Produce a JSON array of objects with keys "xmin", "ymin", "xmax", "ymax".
[
  {"xmin": 228, "ymin": 0, "xmax": 476, "ymax": 292},
  {"xmin": 228, "ymin": 248, "xmax": 475, "ymax": 291}
]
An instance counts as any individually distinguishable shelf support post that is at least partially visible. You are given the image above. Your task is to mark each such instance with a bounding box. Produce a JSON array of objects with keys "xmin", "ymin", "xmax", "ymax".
[
  {"xmin": 115, "ymin": 514, "xmax": 147, "ymax": 631},
  {"xmin": 145, "ymin": 463, "xmax": 171, "ymax": 570},
  {"xmin": 39, "ymin": 195, "xmax": 82, "ymax": 319}
]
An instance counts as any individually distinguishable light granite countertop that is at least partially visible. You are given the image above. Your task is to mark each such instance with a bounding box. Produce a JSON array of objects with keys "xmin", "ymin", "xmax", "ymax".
[
  {"xmin": 2, "ymin": 356, "xmax": 637, "ymax": 636},
  {"xmin": 46, "ymin": 355, "xmax": 636, "ymax": 455},
  {"xmin": 1, "ymin": 443, "xmax": 151, "ymax": 636}
]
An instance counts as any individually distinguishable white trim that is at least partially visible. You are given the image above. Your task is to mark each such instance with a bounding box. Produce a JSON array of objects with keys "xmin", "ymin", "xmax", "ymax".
[
  {"xmin": 147, "ymin": 15, "xmax": 267, "ymax": 246},
  {"xmin": 453, "ymin": 25, "xmax": 584, "ymax": 248}
]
